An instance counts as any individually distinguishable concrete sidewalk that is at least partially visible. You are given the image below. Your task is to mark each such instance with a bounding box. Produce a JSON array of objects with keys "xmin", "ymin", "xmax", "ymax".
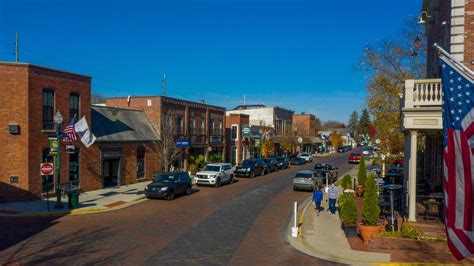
[
  {"xmin": 288, "ymin": 167, "xmax": 391, "ymax": 265},
  {"xmin": 0, "ymin": 181, "xmax": 151, "ymax": 217}
]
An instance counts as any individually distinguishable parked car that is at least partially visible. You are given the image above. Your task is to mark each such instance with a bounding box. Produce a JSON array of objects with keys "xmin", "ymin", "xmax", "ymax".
[
  {"xmin": 313, "ymin": 163, "xmax": 338, "ymax": 182},
  {"xmin": 293, "ymin": 170, "xmax": 322, "ymax": 191},
  {"xmin": 290, "ymin": 157, "xmax": 306, "ymax": 165},
  {"xmin": 336, "ymin": 146, "xmax": 345, "ymax": 153},
  {"xmin": 275, "ymin": 156, "xmax": 290, "ymax": 169},
  {"xmin": 235, "ymin": 158, "xmax": 266, "ymax": 178},
  {"xmin": 348, "ymin": 153, "xmax": 361, "ymax": 164},
  {"xmin": 298, "ymin": 153, "xmax": 313, "ymax": 162},
  {"xmin": 144, "ymin": 172, "xmax": 192, "ymax": 200},
  {"xmin": 194, "ymin": 163, "xmax": 234, "ymax": 187},
  {"xmin": 392, "ymin": 158, "xmax": 404, "ymax": 167},
  {"xmin": 362, "ymin": 146, "xmax": 374, "ymax": 157},
  {"xmin": 263, "ymin": 158, "xmax": 279, "ymax": 173}
]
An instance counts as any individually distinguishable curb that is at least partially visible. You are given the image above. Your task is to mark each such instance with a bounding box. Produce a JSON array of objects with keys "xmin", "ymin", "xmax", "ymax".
[{"xmin": 0, "ymin": 196, "xmax": 148, "ymax": 217}]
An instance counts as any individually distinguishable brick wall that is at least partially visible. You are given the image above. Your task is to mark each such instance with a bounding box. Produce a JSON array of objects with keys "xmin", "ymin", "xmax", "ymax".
[
  {"xmin": 465, "ymin": 1, "xmax": 474, "ymax": 71},
  {"xmin": 225, "ymin": 114, "xmax": 249, "ymax": 164}
]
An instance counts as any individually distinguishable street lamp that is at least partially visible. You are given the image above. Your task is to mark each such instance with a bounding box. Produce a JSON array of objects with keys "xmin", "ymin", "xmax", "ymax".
[
  {"xmin": 259, "ymin": 128, "xmax": 263, "ymax": 158},
  {"xmin": 53, "ymin": 111, "xmax": 63, "ymax": 209}
]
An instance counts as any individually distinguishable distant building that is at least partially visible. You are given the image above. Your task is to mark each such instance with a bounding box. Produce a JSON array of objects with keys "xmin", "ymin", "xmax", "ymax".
[
  {"xmin": 292, "ymin": 113, "xmax": 321, "ymax": 153},
  {"xmin": 225, "ymin": 113, "xmax": 249, "ymax": 165},
  {"xmin": 106, "ymin": 96, "xmax": 226, "ymax": 170}
]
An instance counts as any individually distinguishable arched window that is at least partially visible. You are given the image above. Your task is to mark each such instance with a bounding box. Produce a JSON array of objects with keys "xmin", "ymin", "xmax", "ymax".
[{"xmin": 137, "ymin": 146, "xmax": 145, "ymax": 179}]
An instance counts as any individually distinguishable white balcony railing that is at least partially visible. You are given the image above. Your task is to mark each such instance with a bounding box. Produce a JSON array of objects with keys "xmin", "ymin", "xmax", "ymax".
[{"xmin": 402, "ymin": 79, "xmax": 442, "ymax": 108}]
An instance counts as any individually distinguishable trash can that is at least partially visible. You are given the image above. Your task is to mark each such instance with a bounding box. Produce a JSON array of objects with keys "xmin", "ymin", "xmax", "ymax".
[{"xmin": 67, "ymin": 189, "xmax": 80, "ymax": 209}]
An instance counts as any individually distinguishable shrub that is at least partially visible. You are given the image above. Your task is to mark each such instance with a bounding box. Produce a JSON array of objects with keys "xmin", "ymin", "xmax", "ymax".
[
  {"xmin": 362, "ymin": 173, "xmax": 380, "ymax": 225},
  {"xmin": 400, "ymin": 223, "xmax": 421, "ymax": 239},
  {"xmin": 341, "ymin": 174, "xmax": 353, "ymax": 190},
  {"xmin": 357, "ymin": 157, "xmax": 367, "ymax": 186},
  {"xmin": 340, "ymin": 194, "xmax": 358, "ymax": 225}
]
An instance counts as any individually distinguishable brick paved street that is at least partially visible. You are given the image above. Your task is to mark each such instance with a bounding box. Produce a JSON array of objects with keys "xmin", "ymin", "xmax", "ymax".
[{"xmin": 0, "ymin": 150, "xmax": 356, "ymax": 265}]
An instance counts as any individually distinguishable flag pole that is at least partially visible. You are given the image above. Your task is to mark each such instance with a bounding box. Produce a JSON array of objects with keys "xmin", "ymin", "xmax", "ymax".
[{"xmin": 434, "ymin": 43, "xmax": 474, "ymax": 78}]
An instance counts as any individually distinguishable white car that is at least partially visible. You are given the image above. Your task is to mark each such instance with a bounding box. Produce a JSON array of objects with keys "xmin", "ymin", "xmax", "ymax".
[
  {"xmin": 194, "ymin": 163, "xmax": 234, "ymax": 187},
  {"xmin": 298, "ymin": 153, "xmax": 313, "ymax": 162}
]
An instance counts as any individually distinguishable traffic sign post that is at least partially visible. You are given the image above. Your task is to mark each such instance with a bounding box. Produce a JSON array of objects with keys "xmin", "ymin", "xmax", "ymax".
[{"xmin": 40, "ymin": 163, "xmax": 54, "ymax": 176}]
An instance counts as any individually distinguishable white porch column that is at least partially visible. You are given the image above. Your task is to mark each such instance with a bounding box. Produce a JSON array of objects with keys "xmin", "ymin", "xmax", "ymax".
[
  {"xmin": 408, "ymin": 130, "xmax": 418, "ymax": 222},
  {"xmin": 403, "ymin": 131, "xmax": 410, "ymax": 212}
]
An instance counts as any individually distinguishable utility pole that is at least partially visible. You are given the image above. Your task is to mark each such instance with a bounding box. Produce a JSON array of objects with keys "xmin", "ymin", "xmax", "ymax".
[
  {"xmin": 15, "ymin": 32, "xmax": 19, "ymax": 62},
  {"xmin": 163, "ymin": 73, "xmax": 167, "ymax": 96}
]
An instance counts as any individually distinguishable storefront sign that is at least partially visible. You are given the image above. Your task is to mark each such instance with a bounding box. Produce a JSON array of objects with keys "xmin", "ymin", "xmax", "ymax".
[
  {"xmin": 242, "ymin": 124, "xmax": 251, "ymax": 137},
  {"xmin": 66, "ymin": 145, "xmax": 76, "ymax": 154},
  {"xmin": 49, "ymin": 137, "xmax": 59, "ymax": 155},
  {"xmin": 175, "ymin": 139, "xmax": 191, "ymax": 147}
]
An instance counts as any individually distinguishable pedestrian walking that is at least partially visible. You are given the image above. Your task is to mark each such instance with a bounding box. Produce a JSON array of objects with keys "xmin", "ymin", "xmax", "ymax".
[
  {"xmin": 312, "ymin": 185, "xmax": 323, "ymax": 215},
  {"xmin": 327, "ymin": 181, "xmax": 339, "ymax": 215}
]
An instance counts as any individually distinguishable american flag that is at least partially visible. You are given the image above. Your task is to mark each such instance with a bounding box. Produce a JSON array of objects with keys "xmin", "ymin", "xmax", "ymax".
[
  {"xmin": 440, "ymin": 55, "xmax": 474, "ymax": 260},
  {"xmin": 64, "ymin": 118, "xmax": 78, "ymax": 141}
]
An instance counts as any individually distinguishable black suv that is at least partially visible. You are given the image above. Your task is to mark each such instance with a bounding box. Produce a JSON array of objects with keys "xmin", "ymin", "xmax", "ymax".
[
  {"xmin": 313, "ymin": 163, "xmax": 338, "ymax": 183},
  {"xmin": 263, "ymin": 158, "xmax": 279, "ymax": 173},
  {"xmin": 235, "ymin": 158, "xmax": 266, "ymax": 178},
  {"xmin": 275, "ymin": 156, "xmax": 289, "ymax": 169},
  {"xmin": 144, "ymin": 172, "xmax": 192, "ymax": 200}
]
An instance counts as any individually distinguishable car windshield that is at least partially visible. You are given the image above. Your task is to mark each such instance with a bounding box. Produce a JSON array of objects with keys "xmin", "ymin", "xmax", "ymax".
[
  {"xmin": 295, "ymin": 172, "xmax": 312, "ymax": 178},
  {"xmin": 241, "ymin": 160, "xmax": 254, "ymax": 167},
  {"xmin": 350, "ymin": 153, "xmax": 360, "ymax": 156},
  {"xmin": 263, "ymin": 159, "xmax": 272, "ymax": 163},
  {"xmin": 154, "ymin": 174, "xmax": 176, "ymax": 183},
  {"xmin": 300, "ymin": 153, "xmax": 309, "ymax": 156},
  {"xmin": 314, "ymin": 164, "xmax": 329, "ymax": 170},
  {"xmin": 204, "ymin": 165, "xmax": 221, "ymax": 172},
  {"xmin": 275, "ymin": 157, "xmax": 284, "ymax": 162}
]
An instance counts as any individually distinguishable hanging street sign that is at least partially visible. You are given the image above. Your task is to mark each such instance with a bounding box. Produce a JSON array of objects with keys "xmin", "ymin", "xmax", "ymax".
[
  {"xmin": 40, "ymin": 163, "xmax": 54, "ymax": 176},
  {"xmin": 242, "ymin": 124, "xmax": 251, "ymax": 137},
  {"xmin": 49, "ymin": 137, "xmax": 59, "ymax": 155},
  {"xmin": 175, "ymin": 139, "xmax": 191, "ymax": 147}
]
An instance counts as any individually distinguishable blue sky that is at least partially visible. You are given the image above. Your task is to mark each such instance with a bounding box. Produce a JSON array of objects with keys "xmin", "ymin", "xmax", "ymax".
[{"xmin": 0, "ymin": 0, "xmax": 420, "ymax": 122}]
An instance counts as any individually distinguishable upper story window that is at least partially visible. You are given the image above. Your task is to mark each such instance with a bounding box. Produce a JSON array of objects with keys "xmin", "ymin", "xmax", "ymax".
[
  {"xmin": 200, "ymin": 119, "xmax": 205, "ymax": 135},
  {"xmin": 218, "ymin": 120, "xmax": 223, "ymax": 135},
  {"xmin": 231, "ymin": 125, "xmax": 238, "ymax": 140},
  {"xmin": 69, "ymin": 93, "xmax": 80, "ymax": 120},
  {"xmin": 165, "ymin": 115, "xmax": 172, "ymax": 127},
  {"xmin": 42, "ymin": 90, "xmax": 55, "ymax": 130},
  {"xmin": 177, "ymin": 116, "xmax": 183, "ymax": 134},
  {"xmin": 209, "ymin": 119, "xmax": 215, "ymax": 135},
  {"xmin": 190, "ymin": 118, "xmax": 196, "ymax": 135}
]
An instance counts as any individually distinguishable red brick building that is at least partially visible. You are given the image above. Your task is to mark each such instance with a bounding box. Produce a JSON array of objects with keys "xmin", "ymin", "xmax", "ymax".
[
  {"xmin": 0, "ymin": 62, "xmax": 160, "ymax": 202},
  {"xmin": 225, "ymin": 113, "xmax": 250, "ymax": 165},
  {"xmin": 106, "ymin": 96, "xmax": 226, "ymax": 170}
]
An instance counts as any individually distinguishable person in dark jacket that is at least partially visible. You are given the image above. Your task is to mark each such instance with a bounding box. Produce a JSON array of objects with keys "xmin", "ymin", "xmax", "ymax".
[{"xmin": 312, "ymin": 185, "xmax": 323, "ymax": 215}]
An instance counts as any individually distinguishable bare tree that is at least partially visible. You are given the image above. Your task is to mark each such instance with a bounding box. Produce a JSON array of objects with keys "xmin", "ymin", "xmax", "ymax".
[
  {"xmin": 91, "ymin": 93, "xmax": 107, "ymax": 104},
  {"xmin": 156, "ymin": 123, "xmax": 182, "ymax": 172}
]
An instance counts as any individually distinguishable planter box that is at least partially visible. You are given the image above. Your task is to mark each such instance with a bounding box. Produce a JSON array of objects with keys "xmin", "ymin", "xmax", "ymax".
[
  {"xmin": 342, "ymin": 223, "xmax": 358, "ymax": 237},
  {"xmin": 369, "ymin": 235, "xmax": 448, "ymax": 252}
]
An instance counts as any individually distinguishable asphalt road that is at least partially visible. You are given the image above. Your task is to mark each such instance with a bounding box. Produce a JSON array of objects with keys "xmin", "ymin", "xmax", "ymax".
[{"xmin": 0, "ymin": 149, "xmax": 359, "ymax": 265}]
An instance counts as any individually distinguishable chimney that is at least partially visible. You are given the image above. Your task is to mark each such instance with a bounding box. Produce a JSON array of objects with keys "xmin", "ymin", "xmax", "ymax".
[{"xmin": 200, "ymin": 99, "xmax": 205, "ymax": 104}]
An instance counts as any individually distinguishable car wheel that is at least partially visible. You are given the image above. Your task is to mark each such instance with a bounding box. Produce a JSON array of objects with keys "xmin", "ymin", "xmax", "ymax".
[
  {"xmin": 185, "ymin": 186, "xmax": 192, "ymax": 195},
  {"xmin": 250, "ymin": 171, "xmax": 255, "ymax": 178},
  {"xmin": 229, "ymin": 175, "xmax": 234, "ymax": 184},
  {"xmin": 167, "ymin": 191, "xmax": 175, "ymax": 201},
  {"xmin": 293, "ymin": 186, "xmax": 297, "ymax": 191},
  {"xmin": 215, "ymin": 177, "xmax": 221, "ymax": 188}
]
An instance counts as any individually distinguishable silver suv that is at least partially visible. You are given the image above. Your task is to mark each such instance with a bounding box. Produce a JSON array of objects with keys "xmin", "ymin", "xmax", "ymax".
[{"xmin": 194, "ymin": 163, "xmax": 234, "ymax": 187}]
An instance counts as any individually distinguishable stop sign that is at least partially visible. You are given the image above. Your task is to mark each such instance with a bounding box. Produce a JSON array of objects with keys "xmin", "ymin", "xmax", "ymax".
[{"xmin": 40, "ymin": 163, "xmax": 54, "ymax": 176}]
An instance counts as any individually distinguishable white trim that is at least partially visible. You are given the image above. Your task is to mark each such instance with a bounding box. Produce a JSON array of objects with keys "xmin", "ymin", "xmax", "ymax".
[{"xmin": 231, "ymin": 124, "xmax": 239, "ymax": 141}]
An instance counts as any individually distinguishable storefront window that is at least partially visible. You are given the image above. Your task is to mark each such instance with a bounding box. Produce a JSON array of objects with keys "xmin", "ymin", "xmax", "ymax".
[{"xmin": 69, "ymin": 149, "xmax": 80, "ymax": 183}]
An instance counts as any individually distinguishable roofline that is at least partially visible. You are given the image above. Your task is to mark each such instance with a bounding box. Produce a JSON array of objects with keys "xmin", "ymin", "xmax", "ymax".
[
  {"xmin": 106, "ymin": 95, "xmax": 226, "ymax": 111},
  {"xmin": 92, "ymin": 105, "xmax": 145, "ymax": 112},
  {"xmin": 0, "ymin": 61, "xmax": 92, "ymax": 78},
  {"xmin": 229, "ymin": 105, "xmax": 294, "ymax": 113}
]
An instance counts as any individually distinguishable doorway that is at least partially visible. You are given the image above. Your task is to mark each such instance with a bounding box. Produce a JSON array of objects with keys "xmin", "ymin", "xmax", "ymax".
[{"xmin": 102, "ymin": 158, "xmax": 120, "ymax": 188}]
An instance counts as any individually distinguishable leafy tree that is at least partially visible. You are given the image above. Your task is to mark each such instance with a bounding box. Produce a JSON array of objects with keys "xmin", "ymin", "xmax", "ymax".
[
  {"xmin": 330, "ymin": 131, "xmax": 343, "ymax": 147},
  {"xmin": 358, "ymin": 17, "xmax": 426, "ymax": 154},
  {"xmin": 362, "ymin": 173, "xmax": 381, "ymax": 225},
  {"xmin": 347, "ymin": 111, "xmax": 359, "ymax": 135},
  {"xmin": 262, "ymin": 139, "xmax": 275, "ymax": 157},
  {"xmin": 357, "ymin": 157, "xmax": 367, "ymax": 186},
  {"xmin": 280, "ymin": 133, "xmax": 295, "ymax": 154}
]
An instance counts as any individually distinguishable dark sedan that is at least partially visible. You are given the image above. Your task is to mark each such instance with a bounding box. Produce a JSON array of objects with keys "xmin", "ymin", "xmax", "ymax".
[
  {"xmin": 290, "ymin": 157, "xmax": 306, "ymax": 165},
  {"xmin": 275, "ymin": 156, "xmax": 290, "ymax": 169},
  {"xmin": 144, "ymin": 172, "xmax": 193, "ymax": 200},
  {"xmin": 263, "ymin": 158, "xmax": 278, "ymax": 173}
]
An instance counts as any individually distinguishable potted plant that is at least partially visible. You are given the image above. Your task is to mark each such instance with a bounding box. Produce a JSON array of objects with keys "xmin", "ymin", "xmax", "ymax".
[
  {"xmin": 356, "ymin": 157, "xmax": 367, "ymax": 197},
  {"xmin": 339, "ymin": 193, "xmax": 358, "ymax": 237},
  {"xmin": 340, "ymin": 174, "xmax": 353, "ymax": 191},
  {"xmin": 359, "ymin": 173, "xmax": 382, "ymax": 243}
]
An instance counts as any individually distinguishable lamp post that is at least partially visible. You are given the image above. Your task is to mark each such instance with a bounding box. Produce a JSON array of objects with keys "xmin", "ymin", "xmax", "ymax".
[
  {"xmin": 54, "ymin": 111, "xmax": 63, "ymax": 209},
  {"xmin": 259, "ymin": 128, "xmax": 263, "ymax": 158}
]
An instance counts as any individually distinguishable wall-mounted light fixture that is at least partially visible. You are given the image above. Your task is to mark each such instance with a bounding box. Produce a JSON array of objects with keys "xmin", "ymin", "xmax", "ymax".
[{"xmin": 417, "ymin": 11, "xmax": 432, "ymax": 24}]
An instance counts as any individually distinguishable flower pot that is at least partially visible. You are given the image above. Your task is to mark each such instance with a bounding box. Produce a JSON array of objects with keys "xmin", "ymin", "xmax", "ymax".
[
  {"xmin": 356, "ymin": 184, "xmax": 365, "ymax": 197},
  {"xmin": 342, "ymin": 223, "xmax": 358, "ymax": 237},
  {"xmin": 359, "ymin": 223, "xmax": 382, "ymax": 243}
]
